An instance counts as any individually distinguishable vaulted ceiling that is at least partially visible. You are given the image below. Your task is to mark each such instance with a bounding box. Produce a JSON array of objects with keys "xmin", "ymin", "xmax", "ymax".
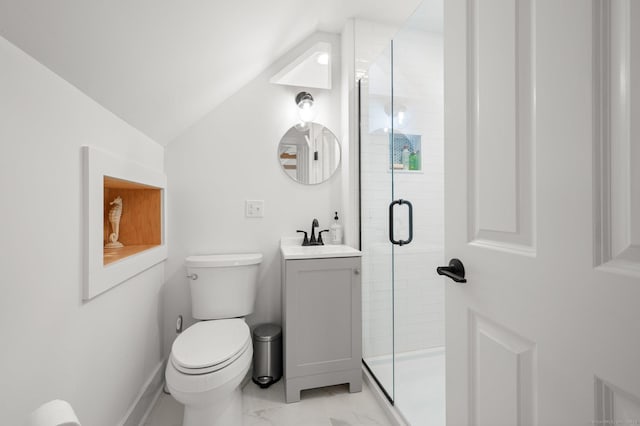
[{"xmin": 0, "ymin": 0, "xmax": 422, "ymax": 145}]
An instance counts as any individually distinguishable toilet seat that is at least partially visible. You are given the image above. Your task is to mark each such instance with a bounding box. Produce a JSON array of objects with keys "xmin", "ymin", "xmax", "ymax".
[
  {"xmin": 171, "ymin": 339, "xmax": 251, "ymax": 375},
  {"xmin": 171, "ymin": 319, "xmax": 251, "ymax": 375}
]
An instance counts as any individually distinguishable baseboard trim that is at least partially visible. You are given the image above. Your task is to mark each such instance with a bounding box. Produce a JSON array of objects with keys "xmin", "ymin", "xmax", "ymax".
[
  {"xmin": 118, "ymin": 360, "xmax": 165, "ymax": 426},
  {"xmin": 362, "ymin": 364, "xmax": 409, "ymax": 426},
  {"xmin": 135, "ymin": 378, "xmax": 163, "ymax": 426}
]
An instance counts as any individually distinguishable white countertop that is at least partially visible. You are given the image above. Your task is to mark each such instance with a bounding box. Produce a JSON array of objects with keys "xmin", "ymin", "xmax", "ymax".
[{"xmin": 280, "ymin": 237, "xmax": 362, "ymax": 260}]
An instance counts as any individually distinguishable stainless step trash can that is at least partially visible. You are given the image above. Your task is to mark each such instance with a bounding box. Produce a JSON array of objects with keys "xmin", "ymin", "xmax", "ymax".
[{"xmin": 252, "ymin": 323, "xmax": 282, "ymax": 388}]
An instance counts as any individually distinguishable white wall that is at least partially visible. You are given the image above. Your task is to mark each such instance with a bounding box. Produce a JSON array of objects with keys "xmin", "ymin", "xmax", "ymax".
[
  {"xmin": 0, "ymin": 36, "xmax": 165, "ymax": 425},
  {"xmin": 163, "ymin": 33, "xmax": 343, "ymax": 355}
]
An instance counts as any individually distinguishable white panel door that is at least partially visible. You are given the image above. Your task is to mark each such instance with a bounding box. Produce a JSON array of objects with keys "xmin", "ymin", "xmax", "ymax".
[{"xmin": 445, "ymin": 1, "xmax": 640, "ymax": 425}]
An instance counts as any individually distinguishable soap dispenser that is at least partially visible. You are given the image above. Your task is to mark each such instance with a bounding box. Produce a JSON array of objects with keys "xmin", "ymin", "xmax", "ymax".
[{"xmin": 330, "ymin": 211, "xmax": 343, "ymax": 245}]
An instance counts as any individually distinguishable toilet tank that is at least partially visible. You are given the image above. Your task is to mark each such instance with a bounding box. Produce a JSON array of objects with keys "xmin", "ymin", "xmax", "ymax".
[{"xmin": 185, "ymin": 253, "xmax": 262, "ymax": 320}]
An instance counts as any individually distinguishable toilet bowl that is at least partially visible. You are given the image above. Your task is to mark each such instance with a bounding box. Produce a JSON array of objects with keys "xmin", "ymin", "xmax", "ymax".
[
  {"xmin": 165, "ymin": 253, "xmax": 262, "ymax": 426},
  {"xmin": 166, "ymin": 319, "xmax": 252, "ymax": 426}
]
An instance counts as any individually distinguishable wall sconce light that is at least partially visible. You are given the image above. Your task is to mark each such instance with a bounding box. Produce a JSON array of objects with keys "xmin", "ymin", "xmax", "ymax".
[{"xmin": 295, "ymin": 91, "xmax": 317, "ymax": 123}]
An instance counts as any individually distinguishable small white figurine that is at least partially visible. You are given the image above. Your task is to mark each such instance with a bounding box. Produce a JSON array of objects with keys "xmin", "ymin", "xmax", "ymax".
[{"xmin": 105, "ymin": 196, "xmax": 124, "ymax": 248}]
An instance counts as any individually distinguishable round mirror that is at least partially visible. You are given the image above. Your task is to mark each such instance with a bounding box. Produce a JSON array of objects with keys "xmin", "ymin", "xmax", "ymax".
[{"xmin": 278, "ymin": 122, "xmax": 341, "ymax": 185}]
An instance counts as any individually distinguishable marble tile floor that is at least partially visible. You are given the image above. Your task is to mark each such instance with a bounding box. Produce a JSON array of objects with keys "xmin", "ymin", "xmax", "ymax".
[{"xmin": 144, "ymin": 377, "xmax": 394, "ymax": 426}]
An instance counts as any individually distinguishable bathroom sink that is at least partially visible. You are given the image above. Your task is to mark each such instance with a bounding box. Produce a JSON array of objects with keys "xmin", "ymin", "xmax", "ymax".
[{"xmin": 280, "ymin": 239, "xmax": 362, "ymax": 260}]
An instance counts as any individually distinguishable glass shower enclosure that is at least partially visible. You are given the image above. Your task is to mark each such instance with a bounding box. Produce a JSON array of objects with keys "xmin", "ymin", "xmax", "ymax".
[{"xmin": 359, "ymin": 1, "xmax": 444, "ymax": 424}]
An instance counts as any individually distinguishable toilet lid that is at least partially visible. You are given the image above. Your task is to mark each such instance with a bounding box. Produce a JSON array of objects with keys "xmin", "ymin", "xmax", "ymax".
[{"xmin": 171, "ymin": 319, "xmax": 250, "ymax": 371}]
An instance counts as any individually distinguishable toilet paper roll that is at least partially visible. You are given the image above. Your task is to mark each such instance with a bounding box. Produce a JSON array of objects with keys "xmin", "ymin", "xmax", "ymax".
[{"xmin": 25, "ymin": 400, "xmax": 81, "ymax": 426}]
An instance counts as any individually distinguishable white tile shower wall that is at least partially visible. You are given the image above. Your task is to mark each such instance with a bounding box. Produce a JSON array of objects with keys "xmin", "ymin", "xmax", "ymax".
[
  {"xmin": 361, "ymin": 29, "xmax": 444, "ymax": 357},
  {"xmin": 0, "ymin": 35, "xmax": 165, "ymax": 425}
]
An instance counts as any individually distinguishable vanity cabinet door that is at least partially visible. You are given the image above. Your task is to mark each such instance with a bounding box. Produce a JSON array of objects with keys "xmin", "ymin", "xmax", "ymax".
[{"xmin": 283, "ymin": 257, "xmax": 362, "ymax": 380}]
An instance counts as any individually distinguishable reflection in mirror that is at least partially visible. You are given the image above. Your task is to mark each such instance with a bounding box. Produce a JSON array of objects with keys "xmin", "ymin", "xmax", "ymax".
[{"xmin": 278, "ymin": 122, "xmax": 340, "ymax": 185}]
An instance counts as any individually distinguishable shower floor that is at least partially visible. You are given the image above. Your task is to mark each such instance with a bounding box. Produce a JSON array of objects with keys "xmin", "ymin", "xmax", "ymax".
[{"xmin": 366, "ymin": 347, "xmax": 445, "ymax": 426}]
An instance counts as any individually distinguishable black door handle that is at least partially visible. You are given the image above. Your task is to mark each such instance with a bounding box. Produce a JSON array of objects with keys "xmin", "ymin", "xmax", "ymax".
[
  {"xmin": 437, "ymin": 258, "xmax": 467, "ymax": 283},
  {"xmin": 389, "ymin": 199, "xmax": 413, "ymax": 246}
]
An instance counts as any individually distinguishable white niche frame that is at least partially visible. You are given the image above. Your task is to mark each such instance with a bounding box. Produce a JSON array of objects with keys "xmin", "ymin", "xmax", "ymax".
[{"xmin": 83, "ymin": 146, "xmax": 167, "ymax": 300}]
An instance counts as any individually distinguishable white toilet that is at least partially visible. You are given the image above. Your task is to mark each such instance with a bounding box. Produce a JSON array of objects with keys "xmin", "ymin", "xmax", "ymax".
[{"xmin": 165, "ymin": 253, "xmax": 262, "ymax": 426}]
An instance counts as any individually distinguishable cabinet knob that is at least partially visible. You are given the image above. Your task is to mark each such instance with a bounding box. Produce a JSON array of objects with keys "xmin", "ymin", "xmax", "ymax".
[{"xmin": 354, "ymin": 269, "xmax": 360, "ymax": 275}]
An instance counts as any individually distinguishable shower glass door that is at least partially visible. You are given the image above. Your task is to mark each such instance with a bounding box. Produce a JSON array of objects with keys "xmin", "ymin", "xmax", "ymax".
[
  {"xmin": 391, "ymin": 3, "xmax": 445, "ymax": 423},
  {"xmin": 360, "ymin": 43, "xmax": 395, "ymax": 402},
  {"xmin": 360, "ymin": 1, "xmax": 444, "ymax": 424}
]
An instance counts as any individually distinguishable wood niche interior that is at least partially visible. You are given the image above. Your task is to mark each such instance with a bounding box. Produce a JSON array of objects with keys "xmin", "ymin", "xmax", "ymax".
[{"xmin": 103, "ymin": 176, "xmax": 162, "ymax": 265}]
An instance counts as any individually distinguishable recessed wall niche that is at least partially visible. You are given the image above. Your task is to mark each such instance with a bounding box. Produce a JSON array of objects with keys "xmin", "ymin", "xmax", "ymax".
[
  {"xmin": 103, "ymin": 176, "xmax": 162, "ymax": 265},
  {"xmin": 83, "ymin": 146, "xmax": 167, "ymax": 300}
]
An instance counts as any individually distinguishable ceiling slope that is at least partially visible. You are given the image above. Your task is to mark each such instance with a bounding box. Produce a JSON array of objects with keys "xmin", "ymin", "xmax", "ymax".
[{"xmin": 0, "ymin": 0, "xmax": 421, "ymax": 145}]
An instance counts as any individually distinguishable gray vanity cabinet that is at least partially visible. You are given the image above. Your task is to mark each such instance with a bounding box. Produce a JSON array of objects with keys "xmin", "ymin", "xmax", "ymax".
[{"xmin": 282, "ymin": 256, "xmax": 362, "ymax": 403}]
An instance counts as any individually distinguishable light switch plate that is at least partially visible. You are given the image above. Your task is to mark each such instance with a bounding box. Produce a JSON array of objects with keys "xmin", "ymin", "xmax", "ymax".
[{"xmin": 246, "ymin": 200, "xmax": 264, "ymax": 218}]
